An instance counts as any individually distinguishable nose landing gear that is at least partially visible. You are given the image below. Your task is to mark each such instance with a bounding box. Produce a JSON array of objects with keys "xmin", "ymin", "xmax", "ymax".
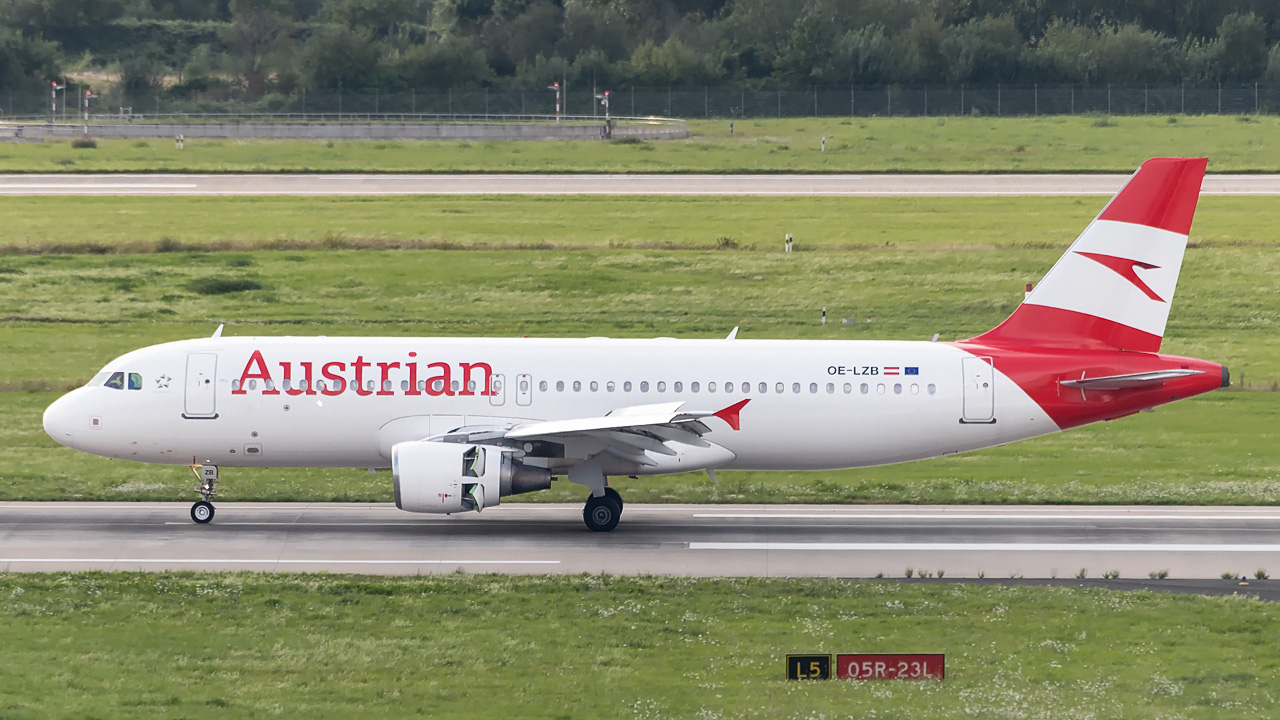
[{"xmin": 189, "ymin": 461, "xmax": 218, "ymax": 524}]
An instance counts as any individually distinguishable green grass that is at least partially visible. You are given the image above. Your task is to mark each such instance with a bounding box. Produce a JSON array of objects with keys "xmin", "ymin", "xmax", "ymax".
[
  {"xmin": 1, "ymin": 573, "xmax": 1278, "ymax": 719},
  {"xmin": 0, "ymin": 194, "xmax": 1276, "ymax": 255},
  {"xmin": 4, "ymin": 115, "xmax": 1280, "ymax": 173}
]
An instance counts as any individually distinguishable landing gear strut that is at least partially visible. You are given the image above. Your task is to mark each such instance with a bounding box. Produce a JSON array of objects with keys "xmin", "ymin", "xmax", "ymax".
[{"xmin": 190, "ymin": 461, "xmax": 218, "ymax": 524}]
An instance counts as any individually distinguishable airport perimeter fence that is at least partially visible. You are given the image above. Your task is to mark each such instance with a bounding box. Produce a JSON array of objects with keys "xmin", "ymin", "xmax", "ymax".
[{"xmin": 4, "ymin": 83, "xmax": 1278, "ymax": 123}]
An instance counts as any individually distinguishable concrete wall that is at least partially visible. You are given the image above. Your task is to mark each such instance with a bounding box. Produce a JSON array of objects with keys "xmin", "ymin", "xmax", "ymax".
[{"xmin": 8, "ymin": 120, "xmax": 689, "ymax": 142}]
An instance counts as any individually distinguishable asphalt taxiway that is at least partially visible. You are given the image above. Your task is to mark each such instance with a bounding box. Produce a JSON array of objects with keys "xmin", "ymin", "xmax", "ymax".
[
  {"xmin": 4, "ymin": 502, "xmax": 1279, "ymax": 583},
  {"xmin": 3, "ymin": 173, "xmax": 1280, "ymax": 196}
]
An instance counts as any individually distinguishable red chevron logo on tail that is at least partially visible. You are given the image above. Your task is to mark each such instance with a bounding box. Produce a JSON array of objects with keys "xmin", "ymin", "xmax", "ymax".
[{"xmin": 1075, "ymin": 252, "xmax": 1166, "ymax": 303}]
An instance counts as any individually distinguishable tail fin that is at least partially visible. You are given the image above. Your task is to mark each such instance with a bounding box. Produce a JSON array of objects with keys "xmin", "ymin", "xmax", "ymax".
[{"xmin": 969, "ymin": 157, "xmax": 1207, "ymax": 353}]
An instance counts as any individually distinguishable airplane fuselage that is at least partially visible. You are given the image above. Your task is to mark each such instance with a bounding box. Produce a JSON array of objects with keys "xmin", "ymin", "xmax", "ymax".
[{"xmin": 44, "ymin": 335, "xmax": 1225, "ymax": 474}]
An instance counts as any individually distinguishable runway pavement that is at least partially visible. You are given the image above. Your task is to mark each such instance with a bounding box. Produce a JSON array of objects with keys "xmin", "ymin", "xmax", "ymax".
[
  {"xmin": 3, "ymin": 173, "xmax": 1280, "ymax": 196},
  {"xmin": 4, "ymin": 502, "xmax": 1280, "ymax": 581}
]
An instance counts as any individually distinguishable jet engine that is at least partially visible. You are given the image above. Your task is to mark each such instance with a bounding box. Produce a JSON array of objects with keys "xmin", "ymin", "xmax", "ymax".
[{"xmin": 391, "ymin": 441, "xmax": 552, "ymax": 514}]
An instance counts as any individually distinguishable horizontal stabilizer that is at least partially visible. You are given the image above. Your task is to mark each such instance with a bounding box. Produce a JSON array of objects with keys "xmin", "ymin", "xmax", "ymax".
[{"xmin": 1060, "ymin": 369, "xmax": 1203, "ymax": 390}]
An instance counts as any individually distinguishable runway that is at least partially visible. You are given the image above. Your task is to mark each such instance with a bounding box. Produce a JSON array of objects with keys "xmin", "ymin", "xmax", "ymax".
[
  {"xmin": 3, "ymin": 173, "xmax": 1280, "ymax": 196},
  {"xmin": 4, "ymin": 502, "xmax": 1280, "ymax": 580}
]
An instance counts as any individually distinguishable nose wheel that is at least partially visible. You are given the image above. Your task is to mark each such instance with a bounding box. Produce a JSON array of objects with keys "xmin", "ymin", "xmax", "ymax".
[
  {"xmin": 190, "ymin": 461, "xmax": 218, "ymax": 524},
  {"xmin": 191, "ymin": 500, "xmax": 215, "ymax": 524}
]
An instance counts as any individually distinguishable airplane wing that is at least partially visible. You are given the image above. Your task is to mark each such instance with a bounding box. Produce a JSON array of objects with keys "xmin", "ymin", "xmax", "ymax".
[
  {"xmin": 1060, "ymin": 369, "xmax": 1203, "ymax": 390},
  {"xmin": 433, "ymin": 400, "xmax": 749, "ymax": 466}
]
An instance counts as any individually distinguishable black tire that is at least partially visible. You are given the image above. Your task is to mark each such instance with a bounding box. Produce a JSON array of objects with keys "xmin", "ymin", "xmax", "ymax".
[
  {"xmin": 583, "ymin": 494, "xmax": 621, "ymax": 532},
  {"xmin": 191, "ymin": 501, "xmax": 215, "ymax": 524},
  {"xmin": 604, "ymin": 487, "xmax": 624, "ymax": 511}
]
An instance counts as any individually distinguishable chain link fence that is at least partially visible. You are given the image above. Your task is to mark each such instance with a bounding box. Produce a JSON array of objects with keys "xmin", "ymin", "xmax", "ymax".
[{"xmin": 2, "ymin": 84, "xmax": 1276, "ymax": 122}]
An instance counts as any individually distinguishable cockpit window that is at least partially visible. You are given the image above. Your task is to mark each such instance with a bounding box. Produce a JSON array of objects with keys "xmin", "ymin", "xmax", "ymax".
[
  {"xmin": 128, "ymin": 373, "xmax": 143, "ymax": 390},
  {"xmin": 89, "ymin": 372, "xmax": 110, "ymax": 387},
  {"xmin": 104, "ymin": 372, "xmax": 125, "ymax": 389}
]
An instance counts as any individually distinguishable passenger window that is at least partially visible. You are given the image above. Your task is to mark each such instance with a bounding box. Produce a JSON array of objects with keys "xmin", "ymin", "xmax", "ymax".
[
  {"xmin": 809, "ymin": 383, "xmax": 818, "ymax": 394},
  {"xmin": 640, "ymin": 381, "xmax": 649, "ymax": 392},
  {"xmin": 911, "ymin": 383, "xmax": 920, "ymax": 395},
  {"xmin": 691, "ymin": 382, "xmax": 699, "ymax": 393},
  {"xmin": 232, "ymin": 379, "xmax": 241, "ymax": 391},
  {"xmin": 791, "ymin": 383, "xmax": 800, "ymax": 394},
  {"xmin": 826, "ymin": 383, "xmax": 834, "ymax": 394},
  {"xmin": 843, "ymin": 383, "xmax": 852, "ymax": 394},
  {"xmin": 674, "ymin": 382, "xmax": 683, "ymax": 392},
  {"xmin": 590, "ymin": 381, "xmax": 598, "ymax": 392},
  {"xmin": 128, "ymin": 373, "xmax": 143, "ymax": 390},
  {"xmin": 104, "ymin": 372, "xmax": 125, "ymax": 390},
  {"xmin": 556, "ymin": 381, "xmax": 565, "ymax": 392},
  {"xmin": 723, "ymin": 382, "xmax": 732, "ymax": 394},
  {"xmin": 539, "ymin": 381, "xmax": 548, "ymax": 391},
  {"xmin": 573, "ymin": 381, "xmax": 581, "ymax": 392},
  {"xmin": 877, "ymin": 383, "xmax": 886, "ymax": 394},
  {"xmin": 249, "ymin": 379, "xmax": 258, "ymax": 390},
  {"xmin": 894, "ymin": 383, "xmax": 902, "ymax": 395},
  {"xmin": 607, "ymin": 381, "xmax": 615, "ymax": 392},
  {"xmin": 860, "ymin": 383, "xmax": 869, "ymax": 394},
  {"xmin": 624, "ymin": 381, "xmax": 632, "ymax": 392},
  {"xmin": 775, "ymin": 382, "xmax": 784, "ymax": 394},
  {"xmin": 708, "ymin": 382, "xmax": 716, "ymax": 393},
  {"xmin": 758, "ymin": 382, "xmax": 767, "ymax": 393},
  {"xmin": 657, "ymin": 381, "xmax": 666, "ymax": 392},
  {"xmin": 928, "ymin": 383, "xmax": 937, "ymax": 395}
]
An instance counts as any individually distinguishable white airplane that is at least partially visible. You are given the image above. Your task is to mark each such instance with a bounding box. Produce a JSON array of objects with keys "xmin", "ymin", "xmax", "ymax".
[{"xmin": 43, "ymin": 158, "xmax": 1228, "ymax": 532}]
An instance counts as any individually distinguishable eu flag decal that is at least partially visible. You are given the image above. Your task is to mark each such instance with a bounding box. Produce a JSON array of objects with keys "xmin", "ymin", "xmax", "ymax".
[{"xmin": 905, "ymin": 367, "xmax": 920, "ymax": 375}]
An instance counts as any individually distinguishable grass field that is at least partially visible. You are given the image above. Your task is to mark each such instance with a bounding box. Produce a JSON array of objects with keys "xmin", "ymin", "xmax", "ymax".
[
  {"xmin": 2, "ymin": 115, "xmax": 1279, "ymax": 173},
  {"xmin": 1, "ymin": 573, "xmax": 1278, "ymax": 719},
  {"xmin": 1, "ymin": 195, "xmax": 1276, "ymax": 504}
]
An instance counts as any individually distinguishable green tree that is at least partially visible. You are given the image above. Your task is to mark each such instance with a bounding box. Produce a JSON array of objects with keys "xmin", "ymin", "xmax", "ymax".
[
  {"xmin": 0, "ymin": 27, "xmax": 61, "ymax": 92},
  {"xmin": 1215, "ymin": 12, "xmax": 1267, "ymax": 81},
  {"xmin": 220, "ymin": 0, "xmax": 293, "ymax": 95},
  {"xmin": 300, "ymin": 25, "xmax": 386, "ymax": 89},
  {"xmin": 396, "ymin": 36, "xmax": 494, "ymax": 87},
  {"xmin": 624, "ymin": 38, "xmax": 720, "ymax": 85},
  {"xmin": 894, "ymin": 15, "xmax": 947, "ymax": 84},
  {"xmin": 773, "ymin": 10, "xmax": 839, "ymax": 84},
  {"xmin": 318, "ymin": 0, "xmax": 421, "ymax": 39},
  {"xmin": 831, "ymin": 24, "xmax": 892, "ymax": 85},
  {"xmin": 944, "ymin": 14, "xmax": 1026, "ymax": 84},
  {"xmin": 1034, "ymin": 19, "xmax": 1101, "ymax": 83}
]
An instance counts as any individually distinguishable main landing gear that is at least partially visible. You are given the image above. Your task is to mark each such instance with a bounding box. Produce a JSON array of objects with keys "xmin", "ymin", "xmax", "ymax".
[
  {"xmin": 190, "ymin": 461, "xmax": 218, "ymax": 524},
  {"xmin": 583, "ymin": 488, "xmax": 624, "ymax": 533},
  {"xmin": 569, "ymin": 458, "xmax": 625, "ymax": 532}
]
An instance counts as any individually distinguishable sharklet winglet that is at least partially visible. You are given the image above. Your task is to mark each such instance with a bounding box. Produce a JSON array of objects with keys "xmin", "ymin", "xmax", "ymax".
[{"xmin": 712, "ymin": 399, "xmax": 750, "ymax": 431}]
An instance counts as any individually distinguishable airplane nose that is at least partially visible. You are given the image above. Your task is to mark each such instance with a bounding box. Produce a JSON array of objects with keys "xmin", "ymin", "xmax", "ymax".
[{"xmin": 43, "ymin": 393, "xmax": 77, "ymax": 449}]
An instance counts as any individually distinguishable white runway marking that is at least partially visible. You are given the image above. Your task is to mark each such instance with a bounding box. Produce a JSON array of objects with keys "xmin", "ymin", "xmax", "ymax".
[
  {"xmin": 689, "ymin": 543, "xmax": 1280, "ymax": 552},
  {"xmin": 693, "ymin": 513, "xmax": 1280, "ymax": 521},
  {"xmin": 0, "ymin": 558, "xmax": 561, "ymax": 565},
  {"xmin": 0, "ymin": 183, "xmax": 197, "ymax": 189}
]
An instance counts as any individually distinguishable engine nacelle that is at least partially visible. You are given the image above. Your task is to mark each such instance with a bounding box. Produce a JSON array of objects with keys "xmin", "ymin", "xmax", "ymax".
[{"xmin": 392, "ymin": 441, "xmax": 552, "ymax": 514}]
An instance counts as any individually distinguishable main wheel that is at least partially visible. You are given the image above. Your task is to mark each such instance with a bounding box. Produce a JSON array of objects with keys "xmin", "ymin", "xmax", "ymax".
[
  {"xmin": 583, "ymin": 494, "xmax": 621, "ymax": 533},
  {"xmin": 191, "ymin": 500, "xmax": 215, "ymax": 524},
  {"xmin": 604, "ymin": 487, "xmax": 624, "ymax": 511}
]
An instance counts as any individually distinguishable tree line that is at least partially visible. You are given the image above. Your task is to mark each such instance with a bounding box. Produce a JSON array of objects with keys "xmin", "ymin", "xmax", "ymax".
[{"xmin": 4, "ymin": 0, "xmax": 1280, "ymax": 98}]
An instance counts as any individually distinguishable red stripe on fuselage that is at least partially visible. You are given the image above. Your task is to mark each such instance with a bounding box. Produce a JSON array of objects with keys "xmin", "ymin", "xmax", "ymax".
[{"xmin": 951, "ymin": 342, "xmax": 1224, "ymax": 430}]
